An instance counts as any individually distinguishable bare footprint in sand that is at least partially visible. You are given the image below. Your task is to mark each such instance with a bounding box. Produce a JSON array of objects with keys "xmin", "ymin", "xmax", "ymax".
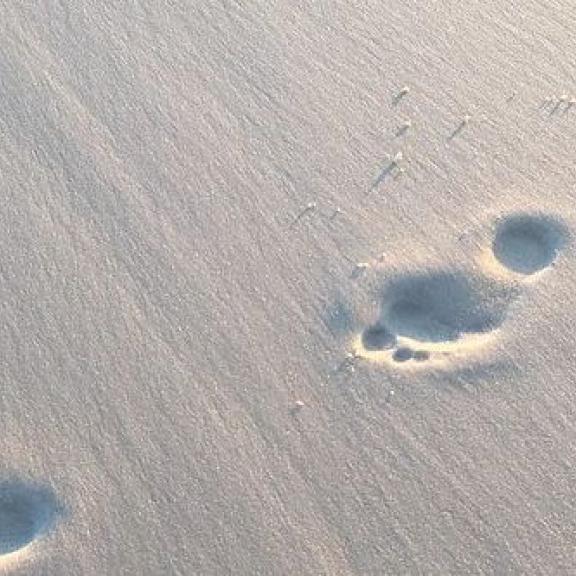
[
  {"xmin": 356, "ymin": 270, "xmax": 515, "ymax": 364},
  {"xmin": 0, "ymin": 481, "xmax": 60, "ymax": 561},
  {"xmin": 354, "ymin": 213, "xmax": 568, "ymax": 367}
]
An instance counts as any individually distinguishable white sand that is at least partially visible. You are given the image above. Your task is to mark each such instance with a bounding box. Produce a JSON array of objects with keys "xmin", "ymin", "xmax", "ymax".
[{"xmin": 1, "ymin": 2, "xmax": 576, "ymax": 574}]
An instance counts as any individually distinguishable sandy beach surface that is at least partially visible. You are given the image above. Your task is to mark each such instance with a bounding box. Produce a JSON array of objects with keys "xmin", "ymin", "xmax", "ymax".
[{"xmin": 1, "ymin": 2, "xmax": 576, "ymax": 574}]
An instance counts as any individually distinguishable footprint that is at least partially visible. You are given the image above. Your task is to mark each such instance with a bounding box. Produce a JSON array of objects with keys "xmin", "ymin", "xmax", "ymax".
[
  {"xmin": 0, "ymin": 481, "xmax": 60, "ymax": 559},
  {"xmin": 356, "ymin": 270, "xmax": 515, "ymax": 364},
  {"xmin": 353, "ymin": 213, "xmax": 568, "ymax": 366},
  {"xmin": 492, "ymin": 214, "xmax": 566, "ymax": 275}
]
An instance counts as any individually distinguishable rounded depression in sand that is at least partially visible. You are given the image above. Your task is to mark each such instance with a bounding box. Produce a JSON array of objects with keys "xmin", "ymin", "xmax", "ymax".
[
  {"xmin": 492, "ymin": 214, "xmax": 566, "ymax": 274},
  {"xmin": 354, "ymin": 268, "xmax": 516, "ymax": 365},
  {"xmin": 382, "ymin": 271, "xmax": 508, "ymax": 343},
  {"xmin": 0, "ymin": 481, "xmax": 60, "ymax": 557}
]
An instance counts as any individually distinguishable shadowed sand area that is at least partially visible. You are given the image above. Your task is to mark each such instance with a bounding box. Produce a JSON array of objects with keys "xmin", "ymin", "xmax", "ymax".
[
  {"xmin": 0, "ymin": 482, "xmax": 60, "ymax": 557},
  {"xmin": 382, "ymin": 271, "xmax": 509, "ymax": 342},
  {"xmin": 493, "ymin": 214, "xmax": 566, "ymax": 274},
  {"xmin": 356, "ymin": 267, "xmax": 517, "ymax": 365}
]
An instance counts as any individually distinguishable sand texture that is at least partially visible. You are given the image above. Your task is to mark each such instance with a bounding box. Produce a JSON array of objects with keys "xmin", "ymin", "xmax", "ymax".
[{"xmin": 1, "ymin": 2, "xmax": 576, "ymax": 574}]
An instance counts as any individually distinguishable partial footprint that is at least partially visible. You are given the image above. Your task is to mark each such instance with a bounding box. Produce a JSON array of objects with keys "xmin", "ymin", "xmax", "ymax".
[
  {"xmin": 0, "ymin": 481, "xmax": 60, "ymax": 560},
  {"xmin": 354, "ymin": 213, "xmax": 568, "ymax": 367},
  {"xmin": 356, "ymin": 271, "xmax": 516, "ymax": 364},
  {"xmin": 492, "ymin": 214, "xmax": 566, "ymax": 275}
]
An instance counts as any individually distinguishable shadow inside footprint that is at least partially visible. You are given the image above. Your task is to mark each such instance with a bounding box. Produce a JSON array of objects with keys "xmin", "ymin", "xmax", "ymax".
[
  {"xmin": 382, "ymin": 271, "xmax": 510, "ymax": 342},
  {"xmin": 359, "ymin": 270, "xmax": 515, "ymax": 363},
  {"xmin": 361, "ymin": 324, "xmax": 397, "ymax": 351},
  {"xmin": 493, "ymin": 214, "xmax": 566, "ymax": 275},
  {"xmin": 0, "ymin": 481, "xmax": 60, "ymax": 556}
]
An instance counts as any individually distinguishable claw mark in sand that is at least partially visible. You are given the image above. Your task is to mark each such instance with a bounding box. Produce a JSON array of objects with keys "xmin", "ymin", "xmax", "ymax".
[
  {"xmin": 448, "ymin": 115, "xmax": 471, "ymax": 141},
  {"xmin": 396, "ymin": 120, "xmax": 411, "ymax": 137},
  {"xmin": 543, "ymin": 95, "xmax": 575, "ymax": 115},
  {"xmin": 392, "ymin": 86, "xmax": 410, "ymax": 106},
  {"xmin": 372, "ymin": 152, "xmax": 404, "ymax": 189},
  {"xmin": 290, "ymin": 202, "xmax": 317, "ymax": 228}
]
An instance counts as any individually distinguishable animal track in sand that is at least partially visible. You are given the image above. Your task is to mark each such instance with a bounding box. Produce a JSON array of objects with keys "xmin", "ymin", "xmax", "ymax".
[
  {"xmin": 0, "ymin": 481, "xmax": 60, "ymax": 558},
  {"xmin": 493, "ymin": 214, "xmax": 566, "ymax": 275},
  {"xmin": 354, "ymin": 213, "xmax": 568, "ymax": 366}
]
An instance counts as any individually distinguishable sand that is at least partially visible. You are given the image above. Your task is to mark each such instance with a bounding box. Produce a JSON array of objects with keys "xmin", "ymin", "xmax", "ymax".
[{"xmin": 1, "ymin": 2, "xmax": 576, "ymax": 574}]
